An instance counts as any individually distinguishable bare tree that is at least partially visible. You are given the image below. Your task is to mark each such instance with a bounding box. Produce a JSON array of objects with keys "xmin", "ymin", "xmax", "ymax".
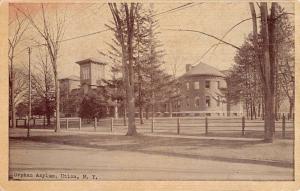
[
  {"xmin": 31, "ymin": 48, "xmax": 55, "ymax": 126},
  {"xmin": 17, "ymin": 4, "xmax": 66, "ymax": 132},
  {"xmin": 249, "ymin": 2, "xmax": 277, "ymax": 142},
  {"xmin": 109, "ymin": 3, "xmax": 137, "ymax": 136},
  {"xmin": 12, "ymin": 67, "xmax": 28, "ymax": 115},
  {"xmin": 8, "ymin": 12, "xmax": 29, "ymax": 128}
]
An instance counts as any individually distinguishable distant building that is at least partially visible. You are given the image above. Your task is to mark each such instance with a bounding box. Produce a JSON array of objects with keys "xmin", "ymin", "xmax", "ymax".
[
  {"xmin": 76, "ymin": 58, "xmax": 107, "ymax": 94},
  {"xmin": 172, "ymin": 62, "xmax": 243, "ymax": 117},
  {"xmin": 59, "ymin": 58, "xmax": 108, "ymax": 117},
  {"xmin": 59, "ymin": 75, "xmax": 80, "ymax": 99},
  {"xmin": 59, "ymin": 58, "xmax": 245, "ymax": 118}
]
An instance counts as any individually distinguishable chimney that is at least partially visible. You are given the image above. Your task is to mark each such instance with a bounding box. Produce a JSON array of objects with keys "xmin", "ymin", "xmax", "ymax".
[{"xmin": 186, "ymin": 64, "xmax": 192, "ymax": 72}]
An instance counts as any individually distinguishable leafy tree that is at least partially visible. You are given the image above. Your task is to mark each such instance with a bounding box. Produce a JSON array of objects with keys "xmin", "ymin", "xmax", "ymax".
[
  {"xmin": 228, "ymin": 34, "xmax": 263, "ymax": 119},
  {"xmin": 272, "ymin": 5, "xmax": 295, "ymax": 119},
  {"xmin": 16, "ymin": 102, "xmax": 28, "ymax": 118},
  {"xmin": 248, "ymin": 2, "xmax": 293, "ymax": 142},
  {"xmin": 78, "ymin": 90, "xmax": 107, "ymax": 119}
]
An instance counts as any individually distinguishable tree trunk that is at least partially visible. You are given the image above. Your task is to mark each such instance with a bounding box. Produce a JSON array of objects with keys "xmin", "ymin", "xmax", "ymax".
[
  {"xmin": 253, "ymin": 104, "xmax": 257, "ymax": 119},
  {"xmin": 126, "ymin": 90, "xmax": 137, "ymax": 135},
  {"xmin": 261, "ymin": 2, "xmax": 275, "ymax": 142},
  {"xmin": 125, "ymin": 4, "xmax": 137, "ymax": 136},
  {"xmin": 250, "ymin": 99, "xmax": 253, "ymax": 120},
  {"xmin": 139, "ymin": 105, "xmax": 144, "ymax": 124},
  {"xmin": 169, "ymin": 101, "xmax": 173, "ymax": 117},
  {"xmin": 123, "ymin": 101, "xmax": 127, "ymax": 126},
  {"xmin": 289, "ymin": 98, "xmax": 294, "ymax": 120},
  {"xmin": 258, "ymin": 102, "xmax": 261, "ymax": 118},
  {"xmin": 10, "ymin": 58, "xmax": 16, "ymax": 128},
  {"xmin": 12, "ymin": 102, "xmax": 16, "ymax": 128},
  {"xmin": 145, "ymin": 106, "xmax": 149, "ymax": 120},
  {"xmin": 54, "ymin": 76, "xmax": 61, "ymax": 132},
  {"xmin": 227, "ymin": 99, "xmax": 231, "ymax": 117}
]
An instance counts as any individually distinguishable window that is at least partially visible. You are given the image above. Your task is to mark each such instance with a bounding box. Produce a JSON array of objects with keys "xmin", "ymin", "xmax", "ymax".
[
  {"xmin": 217, "ymin": 96, "xmax": 220, "ymax": 107},
  {"xmin": 205, "ymin": 80, "xmax": 210, "ymax": 88},
  {"xmin": 186, "ymin": 97, "xmax": 190, "ymax": 107},
  {"xmin": 194, "ymin": 81, "xmax": 200, "ymax": 90},
  {"xmin": 217, "ymin": 81, "xmax": 220, "ymax": 89},
  {"xmin": 195, "ymin": 97, "xmax": 200, "ymax": 107},
  {"xmin": 186, "ymin": 82, "xmax": 190, "ymax": 90},
  {"xmin": 82, "ymin": 67, "xmax": 89, "ymax": 80},
  {"xmin": 205, "ymin": 96, "xmax": 210, "ymax": 107}
]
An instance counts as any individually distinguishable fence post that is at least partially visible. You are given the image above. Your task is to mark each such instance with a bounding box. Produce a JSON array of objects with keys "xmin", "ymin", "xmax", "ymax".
[
  {"xmin": 177, "ymin": 118, "xmax": 180, "ymax": 135},
  {"xmin": 242, "ymin": 116, "xmax": 245, "ymax": 136},
  {"xmin": 205, "ymin": 117, "xmax": 208, "ymax": 135},
  {"xmin": 43, "ymin": 116, "xmax": 46, "ymax": 128},
  {"xmin": 94, "ymin": 117, "xmax": 97, "ymax": 131},
  {"xmin": 33, "ymin": 118, "xmax": 36, "ymax": 127},
  {"xmin": 79, "ymin": 118, "xmax": 82, "ymax": 130},
  {"xmin": 27, "ymin": 118, "xmax": 30, "ymax": 137},
  {"xmin": 282, "ymin": 114, "xmax": 286, "ymax": 138},
  {"xmin": 151, "ymin": 117, "xmax": 154, "ymax": 133},
  {"xmin": 66, "ymin": 118, "xmax": 69, "ymax": 130},
  {"xmin": 111, "ymin": 118, "xmax": 113, "ymax": 132}
]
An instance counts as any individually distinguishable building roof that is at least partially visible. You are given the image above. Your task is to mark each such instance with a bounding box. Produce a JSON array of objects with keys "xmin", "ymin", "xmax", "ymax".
[
  {"xmin": 59, "ymin": 75, "xmax": 80, "ymax": 81},
  {"xmin": 75, "ymin": 57, "xmax": 107, "ymax": 65},
  {"xmin": 183, "ymin": 62, "xmax": 226, "ymax": 78}
]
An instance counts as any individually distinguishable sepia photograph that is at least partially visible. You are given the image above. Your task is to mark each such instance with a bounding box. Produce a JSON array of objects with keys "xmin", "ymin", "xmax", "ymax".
[{"xmin": 6, "ymin": 1, "xmax": 295, "ymax": 183}]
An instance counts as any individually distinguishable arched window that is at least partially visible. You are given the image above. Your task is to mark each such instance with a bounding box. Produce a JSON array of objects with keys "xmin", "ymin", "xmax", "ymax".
[{"xmin": 217, "ymin": 96, "xmax": 220, "ymax": 107}]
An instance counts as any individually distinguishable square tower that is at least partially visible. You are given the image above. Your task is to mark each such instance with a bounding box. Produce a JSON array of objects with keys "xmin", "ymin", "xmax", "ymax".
[{"xmin": 76, "ymin": 58, "xmax": 107, "ymax": 93}]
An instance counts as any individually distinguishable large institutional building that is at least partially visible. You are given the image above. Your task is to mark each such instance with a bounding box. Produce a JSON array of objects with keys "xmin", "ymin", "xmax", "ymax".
[
  {"xmin": 59, "ymin": 58, "xmax": 243, "ymax": 117},
  {"xmin": 59, "ymin": 58, "xmax": 108, "ymax": 117},
  {"xmin": 173, "ymin": 62, "xmax": 243, "ymax": 117}
]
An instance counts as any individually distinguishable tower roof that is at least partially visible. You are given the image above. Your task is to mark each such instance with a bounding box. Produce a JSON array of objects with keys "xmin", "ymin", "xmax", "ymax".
[
  {"xmin": 75, "ymin": 57, "xmax": 107, "ymax": 65},
  {"xmin": 183, "ymin": 62, "xmax": 226, "ymax": 78}
]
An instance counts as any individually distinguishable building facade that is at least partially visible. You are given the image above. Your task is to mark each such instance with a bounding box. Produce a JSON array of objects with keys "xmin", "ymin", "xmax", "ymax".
[
  {"xmin": 59, "ymin": 58, "xmax": 108, "ymax": 117},
  {"xmin": 59, "ymin": 58, "xmax": 244, "ymax": 118},
  {"xmin": 173, "ymin": 62, "xmax": 243, "ymax": 117}
]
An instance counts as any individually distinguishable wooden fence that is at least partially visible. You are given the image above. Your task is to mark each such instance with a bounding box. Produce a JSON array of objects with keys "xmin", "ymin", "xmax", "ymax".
[{"xmin": 13, "ymin": 116, "xmax": 293, "ymax": 138}]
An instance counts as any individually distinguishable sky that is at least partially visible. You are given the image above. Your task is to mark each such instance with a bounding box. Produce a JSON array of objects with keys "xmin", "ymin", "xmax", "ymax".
[{"xmin": 9, "ymin": 2, "xmax": 294, "ymax": 78}]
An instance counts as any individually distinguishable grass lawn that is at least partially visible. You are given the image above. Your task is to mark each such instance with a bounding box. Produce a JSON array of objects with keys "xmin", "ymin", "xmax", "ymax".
[{"xmin": 10, "ymin": 131, "xmax": 294, "ymax": 169}]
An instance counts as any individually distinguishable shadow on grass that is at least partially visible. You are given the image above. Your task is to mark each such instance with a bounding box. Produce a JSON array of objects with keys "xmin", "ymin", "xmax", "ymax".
[{"xmin": 10, "ymin": 133, "xmax": 293, "ymax": 169}]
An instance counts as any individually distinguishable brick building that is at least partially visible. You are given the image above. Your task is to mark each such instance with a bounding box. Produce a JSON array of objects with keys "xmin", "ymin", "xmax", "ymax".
[{"xmin": 172, "ymin": 62, "xmax": 243, "ymax": 117}]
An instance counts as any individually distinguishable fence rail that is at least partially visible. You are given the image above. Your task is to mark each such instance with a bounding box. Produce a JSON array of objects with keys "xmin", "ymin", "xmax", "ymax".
[{"xmin": 12, "ymin": 116, "xmax": 294, "ymax": 138}]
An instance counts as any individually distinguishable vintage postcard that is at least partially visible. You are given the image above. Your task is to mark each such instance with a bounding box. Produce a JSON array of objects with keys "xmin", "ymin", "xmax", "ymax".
[{"xmin": 0, "ymin": 0, "xmax": 299, "ymax": 190}]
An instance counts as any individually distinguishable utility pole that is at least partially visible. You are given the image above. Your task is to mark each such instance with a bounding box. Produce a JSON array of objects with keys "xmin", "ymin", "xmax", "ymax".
[{"xmin": 27, "ymin": 47, "xmax": 31, "ymax": 138}]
